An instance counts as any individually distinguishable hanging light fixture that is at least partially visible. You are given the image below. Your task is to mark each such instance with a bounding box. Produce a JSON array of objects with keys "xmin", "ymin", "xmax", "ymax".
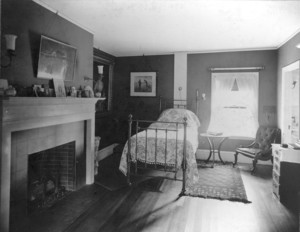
[
  {"xmin": 231, "ymin": 78, "xmax": 239, "ymax": 91},
  {"xmin": 1, "ymin": 34, "xmax": 17, "ymax": 68}
]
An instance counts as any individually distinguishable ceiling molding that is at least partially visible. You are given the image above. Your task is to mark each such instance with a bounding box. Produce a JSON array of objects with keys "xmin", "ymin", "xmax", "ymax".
[
  {"xmin": 186, "ymin": 47, "xmax": 278, "ymax": 55},
  {"xmin": 115, "ymin": 47, "xmax": 278, "ymax": 58},
  {"xmin": 276, "ymin": 27, "xmax": 300, "ymax": 49},
  {"xmin": 32, "ymin": 0, "xmax": 94, "ymax": 34}
]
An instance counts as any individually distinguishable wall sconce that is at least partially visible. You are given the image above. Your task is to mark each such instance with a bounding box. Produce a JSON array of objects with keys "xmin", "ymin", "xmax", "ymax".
[
  {"xmin": 1, "ymin": 34, "xmax": 17, "ymax": 68},
  {"xmin": 296, "ymin": 43, "xmax": 300, "ymax": 49},
  {"xmin": 196, "ymin": 89, "xmax": 206, "ymax": 100}
]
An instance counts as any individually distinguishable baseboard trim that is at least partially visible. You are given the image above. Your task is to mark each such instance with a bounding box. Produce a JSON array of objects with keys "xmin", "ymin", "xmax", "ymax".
[
  {"xmin": 96, "ymin": 143, "xmax": 118, "ymax": 161},
  {"xmin": 196, "ymin": 149, "xmax": 272, "ymax": 165}
]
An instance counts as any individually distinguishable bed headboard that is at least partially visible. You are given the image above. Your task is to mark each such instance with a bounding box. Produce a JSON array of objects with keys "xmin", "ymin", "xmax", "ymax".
[{"xmin": 158, "ymin": 95, "xmax": 199, "ymax": 116}]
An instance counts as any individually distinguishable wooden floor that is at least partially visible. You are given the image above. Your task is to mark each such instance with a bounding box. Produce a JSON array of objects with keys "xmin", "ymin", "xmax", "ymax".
[{"xmin": 10, "ymin": 163, "xmax": 299, "ymax": 232}]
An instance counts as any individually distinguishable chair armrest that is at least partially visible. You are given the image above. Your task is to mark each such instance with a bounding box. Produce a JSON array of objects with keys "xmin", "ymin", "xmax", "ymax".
[{"xmin": 239, "ymin": 141, "xmax": 257, "ymax": 149}]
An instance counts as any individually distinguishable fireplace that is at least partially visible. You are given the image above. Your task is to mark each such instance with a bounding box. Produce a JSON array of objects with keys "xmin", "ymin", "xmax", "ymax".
[
  {"xmin": 0, "ymin": 97, "xmax": 98, "ymax": 232},
  {"xmin": 27, "ymin": 141, "xmax": 76, "ymax": 213}
]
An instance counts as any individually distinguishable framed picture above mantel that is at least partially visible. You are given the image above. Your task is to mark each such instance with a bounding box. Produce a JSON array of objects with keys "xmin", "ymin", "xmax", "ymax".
[
  {"xmin": 130, "ymin": 72, "xmax": 157, "ymax": 97},
  {"xmin": 37, "ymin": 35, "xmax": 77, "ymax": 81}
]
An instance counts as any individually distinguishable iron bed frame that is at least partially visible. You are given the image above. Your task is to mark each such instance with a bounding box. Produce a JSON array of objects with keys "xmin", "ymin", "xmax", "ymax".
[
  {"xmin": 126, "ymin": 115, "xmax": 188, "ymax": 194},
  {"xmin": 125, "ymin": 96, "xmax": 199, "ymax": 195}
]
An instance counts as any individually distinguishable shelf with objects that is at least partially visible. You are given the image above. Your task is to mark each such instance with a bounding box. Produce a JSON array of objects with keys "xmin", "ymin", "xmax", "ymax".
[{"xmin": 272, "ymin": 144, "xmax": 300, "ymax": 213}]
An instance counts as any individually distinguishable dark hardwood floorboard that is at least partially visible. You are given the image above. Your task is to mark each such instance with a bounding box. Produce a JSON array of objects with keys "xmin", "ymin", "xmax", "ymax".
[{"xmin": 10, "ymin": 163, "xmax": 298, "ymax": 232}]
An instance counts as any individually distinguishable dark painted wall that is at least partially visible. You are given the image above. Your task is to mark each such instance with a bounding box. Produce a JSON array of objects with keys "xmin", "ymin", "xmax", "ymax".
[
  {"xmin": 277, "ymin": 32, "xmax": 300, "ymax": 131},
  {"xmin": 187, "ymin": 50, "xmax": 278, "ymax": 151},
  {"xmin": 112, "ymin": 55, "xmax": 174, "ymax": 144},
  {"xmin": 1, "ymin": 0, "xmax": 94, "ymax": 89}
]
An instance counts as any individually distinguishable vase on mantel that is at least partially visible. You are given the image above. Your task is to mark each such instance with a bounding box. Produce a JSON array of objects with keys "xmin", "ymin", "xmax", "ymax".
[{"xmin": 94, "ymin": 75, "xmax": 103, "ymax": 98}]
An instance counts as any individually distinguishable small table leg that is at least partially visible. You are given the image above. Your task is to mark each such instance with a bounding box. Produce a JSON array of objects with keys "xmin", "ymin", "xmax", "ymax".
[
  {"xmin": 204, "ymin": 136, "xmax": 228, "ymax": 167},
  {"xmin": 217, "ymin": 137, "xmax": 228, "ymax": 164},
  {"xmin": 212, "ymin": 138, "xmax": 215, "ymax": 168},
  {"xmin": 205, "ymin": 137, "xmax": 215, "ymax": 168},
  {"xmin": 205, "ymin": 139, "xmax": 213, "ymax": 162}
]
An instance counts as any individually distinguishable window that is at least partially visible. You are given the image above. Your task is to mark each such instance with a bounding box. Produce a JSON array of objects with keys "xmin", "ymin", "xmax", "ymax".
[{"xmin": 208, "ymin": 72, "xmax": 259, "ymax": 138}]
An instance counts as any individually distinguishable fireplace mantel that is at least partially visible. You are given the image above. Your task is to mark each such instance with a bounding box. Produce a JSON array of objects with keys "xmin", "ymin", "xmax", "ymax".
[{"xmin": 0, "ymin": 97, "xmax": 99, "ymax": 232}]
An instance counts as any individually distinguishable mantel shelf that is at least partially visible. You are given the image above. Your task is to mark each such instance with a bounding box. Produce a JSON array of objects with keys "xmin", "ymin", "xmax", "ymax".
[
  {"xmin": 0, "ymin": 97, "xmax": 99, "ymax": 125},
  {"xmin": 0, "ymin": 96, "xmax": 100, "ymax": 105}
]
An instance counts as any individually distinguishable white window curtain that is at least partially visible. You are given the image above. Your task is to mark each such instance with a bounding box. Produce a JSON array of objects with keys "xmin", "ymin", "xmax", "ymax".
[{"xmin": 208, "ymin": 72, "xmax": 259, "ymax": 138}]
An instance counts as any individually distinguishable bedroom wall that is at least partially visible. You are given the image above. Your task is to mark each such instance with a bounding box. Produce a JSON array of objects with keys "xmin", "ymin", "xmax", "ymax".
[
  {"xmin": 277, "ymin": 32, "xmax": 300, "ymax": 132},
  {"xmin": 112, "ymin": 54, "xmax": 174, "ymax": 144},
  {"xmin": 187, "ymin": 50, "xmax": 278, "ymax": 152},
  {"xmin": 1, "ymin": 0, "xmax": 93, "ymax": 89}
]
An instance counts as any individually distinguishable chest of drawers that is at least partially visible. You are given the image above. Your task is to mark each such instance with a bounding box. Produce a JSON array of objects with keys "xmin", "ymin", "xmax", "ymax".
[{"xmin": 272, "ymin": 144, "xmax": 300, "ymax": 213}]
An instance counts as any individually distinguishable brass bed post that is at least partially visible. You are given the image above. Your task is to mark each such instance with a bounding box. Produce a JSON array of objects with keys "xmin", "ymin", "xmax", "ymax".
[
  {"xmin": 175, "ymin": 123, "xmax": 178, "ymax": 180},
  {"xmin": 127, "ymin": 114, "xmax": 133, "ymax": 186},
  {"xmin": 196, "ymin": 90, "xmax": 199, "ymax": 117},
  {"xmin": 181, "ymin": 117, "xmax": 188, "ymax": 195},
  {"xmin": 145, "ymin": 129, "xmax": 148, "ymax": 168},
  {"xmin": 159, "ymin": 95, "xmax": 162, "ymax": 113},
  {"xmin": 164, "ymin": 128, "xmax": 168, "ymax": 171},
  {"xmin": 135, "ymin": 121, "xmax": 139, "ymax": 174},
  {"xmin": 155, "ymin": 128, "xmax": 158, "ymax": 169}
]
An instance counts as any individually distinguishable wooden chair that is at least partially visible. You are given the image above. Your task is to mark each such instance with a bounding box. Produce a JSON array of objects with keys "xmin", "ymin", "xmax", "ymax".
[{"xmin": 233, "ymin": 126, "xmax": 281, "ymax": 174}]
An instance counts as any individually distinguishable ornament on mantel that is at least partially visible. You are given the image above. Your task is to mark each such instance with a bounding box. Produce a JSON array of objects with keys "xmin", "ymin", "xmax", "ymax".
[{"xmin": 94, "ymin": 65, "xmax": 104, "ymax": 98}]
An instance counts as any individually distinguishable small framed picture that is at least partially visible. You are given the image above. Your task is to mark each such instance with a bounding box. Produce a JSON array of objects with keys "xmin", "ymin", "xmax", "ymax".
[
  {"xmin": 53, "ymin": 79, "xmax": 66, "ymax": 97},
  {"xmin": 130, "ymin": 72, "xmax": 156, "ymax": 97}
]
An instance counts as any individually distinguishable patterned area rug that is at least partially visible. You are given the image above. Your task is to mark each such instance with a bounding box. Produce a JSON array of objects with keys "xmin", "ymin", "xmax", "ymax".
[{"xmin": 185, "ymin": 161, "xmax": 251, "ymax": 203}]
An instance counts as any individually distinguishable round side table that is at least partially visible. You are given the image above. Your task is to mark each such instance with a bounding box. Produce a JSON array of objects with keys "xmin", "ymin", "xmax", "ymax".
[{"xmin": 200, "ymin": 133, "xmax": 229, "ymax": 168}]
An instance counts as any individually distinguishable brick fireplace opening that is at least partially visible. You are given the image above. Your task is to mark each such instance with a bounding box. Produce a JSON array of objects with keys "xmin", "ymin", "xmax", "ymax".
[
  {"xmin": 27, "ymin": 141, "xmax": 76, "ymax": 213},
  {"xmin": 9, "ymin": 121, "xmax": 85, "ymax": 228}
]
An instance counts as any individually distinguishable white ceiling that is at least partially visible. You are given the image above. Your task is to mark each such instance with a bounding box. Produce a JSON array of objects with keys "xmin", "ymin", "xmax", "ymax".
[{"xmin": 35, "ymin": 0, "xmax": 300, "ymax": 57}]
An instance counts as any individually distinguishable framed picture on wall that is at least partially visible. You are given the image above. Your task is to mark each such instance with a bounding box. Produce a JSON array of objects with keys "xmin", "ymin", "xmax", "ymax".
[
  {"xmin": 130, "ymin": 72, "xmax": 156, "ymax": 97},
  {"xmin": 37, "ymin": 35, "xmax": 77, "ymax": 81},
  {"xmin": 53, "ymin": 79, "xmax": 66, "ymax": 97}
]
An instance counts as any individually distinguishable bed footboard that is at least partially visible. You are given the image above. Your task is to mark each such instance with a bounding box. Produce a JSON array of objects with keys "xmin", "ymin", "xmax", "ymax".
[{"xmin": 126, "ymin": 114, "xmax": 188, "ymax": 194}]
